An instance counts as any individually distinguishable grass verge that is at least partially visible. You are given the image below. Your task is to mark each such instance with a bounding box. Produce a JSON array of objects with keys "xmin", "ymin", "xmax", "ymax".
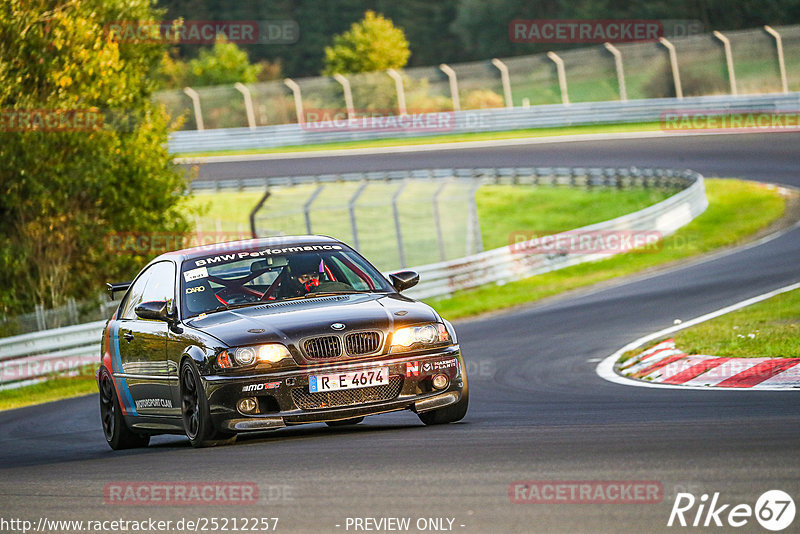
[
  {"xmin": 664, "ymin": 289, "xmax": 800, "ymax": 359},
  {"xmin": 0, "ymin": 369, "xmax": 97, "ymax": 412},
  {"xmin": 427, "ymin": 179, "xmax": 788, "ymax": 320},
  {"xmin": 174, "ymin": 121, "xmax": 664, "ymax": 158}
]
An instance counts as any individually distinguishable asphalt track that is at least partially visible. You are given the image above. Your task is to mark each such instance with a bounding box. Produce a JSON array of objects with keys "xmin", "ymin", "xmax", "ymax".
[{"xmin": 2, "ymin": 132, "xmax": 800, "ymax": 534}]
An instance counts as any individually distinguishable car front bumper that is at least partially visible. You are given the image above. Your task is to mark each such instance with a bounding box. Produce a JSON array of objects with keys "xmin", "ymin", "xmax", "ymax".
[{"xmin": 203, "ymin": 347, "xmax": 466, "ymax": 432}]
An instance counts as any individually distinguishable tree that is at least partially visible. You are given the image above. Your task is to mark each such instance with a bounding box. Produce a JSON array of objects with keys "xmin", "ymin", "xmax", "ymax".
[
  {"xmin": 0, "ymin": 0, "xmax": 191, "ymax": 314},
  {"xmin": 185, "ymin": 37, "xmax": 262, "ymax": 86},
  {"xmin": 323, "ymin": 10, "xmax": 410, "ymax": 75}
]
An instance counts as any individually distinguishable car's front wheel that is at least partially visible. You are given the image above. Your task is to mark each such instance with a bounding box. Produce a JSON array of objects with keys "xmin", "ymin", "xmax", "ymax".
[
  {"xmin": 417, "ymin": 381, "xmax": 469, "ymax": 425},
  {"xmin": 98, "ymin": 367, "xmax": 150, "ymax": 450},
  {"xmin": 180, "ymin": 360, "xmax": 235, "ymax": 448}
]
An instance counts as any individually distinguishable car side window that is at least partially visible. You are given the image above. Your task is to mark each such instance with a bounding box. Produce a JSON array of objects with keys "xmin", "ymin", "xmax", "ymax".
[
  {"xmin": 119, "ymin": 269, "xmax": 153, "ymax": 320},
  {"xmin": 140, "ymin": 261, "xmax": 176, "ymax": 308},
  {"xmin": 118, "ymin": 262, "xmax": 176, "ymax": 320}
]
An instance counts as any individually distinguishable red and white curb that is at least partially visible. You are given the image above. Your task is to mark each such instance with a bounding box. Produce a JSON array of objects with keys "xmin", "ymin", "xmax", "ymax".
[
  {"xmin": 619, "ymin": 339, "xmax": 800, "ymax": 387},
  {"xmin": 597, "ymin": 281, "xmax": 800, "ymax": 391}
]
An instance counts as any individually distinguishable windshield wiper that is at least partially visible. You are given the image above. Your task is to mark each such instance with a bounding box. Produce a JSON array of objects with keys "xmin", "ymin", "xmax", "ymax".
[{"xmin": 210, "ymin": 301, "xmax": 264, "ymax": 313}]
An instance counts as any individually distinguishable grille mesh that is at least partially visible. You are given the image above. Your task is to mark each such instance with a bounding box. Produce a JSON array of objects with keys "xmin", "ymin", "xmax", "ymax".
[
  {"xmin": 303, "ymin": 336, "xmax": 341, "ymax": 359},
  {"xmin": 345, "ymin": 331, "xmax": 381, "ymax": 355},
  {"xmin": 292, "ymin": 376, "xmax": 403, "ymax": 410}
]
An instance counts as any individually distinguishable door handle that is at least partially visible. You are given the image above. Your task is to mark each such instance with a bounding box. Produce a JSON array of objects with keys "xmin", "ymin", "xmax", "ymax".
[{"xmin": 122, "ymin": 331, "xmax": 134, "ymax": 342}]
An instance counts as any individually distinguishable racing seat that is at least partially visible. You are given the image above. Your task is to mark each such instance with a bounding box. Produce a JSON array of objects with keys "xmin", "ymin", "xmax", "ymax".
[{"xmin": 184, "ymin": 279, "xmax": 221, "ymax": 315}]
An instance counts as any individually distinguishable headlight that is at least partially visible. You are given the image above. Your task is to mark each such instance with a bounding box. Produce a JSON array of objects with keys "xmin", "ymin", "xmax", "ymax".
[
  {"xmin": 391, "ymin": 323, "xmax": 451, "ymax": 352},
  {"xmin": 217, "ymin": 343, "xmax": 293, "ymax": 369}
]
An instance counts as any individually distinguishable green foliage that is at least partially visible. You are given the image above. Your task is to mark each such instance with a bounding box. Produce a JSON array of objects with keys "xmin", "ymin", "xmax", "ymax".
[
  {"xmin": 185, "ymin": 38, "xmax": 261, "ymax": 87},
  {"xmin": 0, "ymin": 0, "xmax": 192, "ymax": 314},
  {"xmin": 323, "ymin": 11, "xmax": 410, "ymax": 75}
]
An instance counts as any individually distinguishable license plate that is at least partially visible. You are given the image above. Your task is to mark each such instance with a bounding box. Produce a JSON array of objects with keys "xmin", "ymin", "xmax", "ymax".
[{"xmin": 309, "ymin": 367, "xmax": 389, "ymax": 393}]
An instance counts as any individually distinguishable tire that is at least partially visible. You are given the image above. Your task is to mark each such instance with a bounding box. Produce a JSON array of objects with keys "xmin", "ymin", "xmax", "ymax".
[
  {"xmin": 418, "ymin": 384, "xmax": 469, "ymax": 426},
  {"xmin": 98, "ymin": 367, "xmax": 150, "ymax": 450},
  {"xmin": 180, "ymin": 360, "xmax": 235, "ymax": 448},
  {"xmin": 325, "ymin": 417, "xmax": 365, "ymax": 427}
]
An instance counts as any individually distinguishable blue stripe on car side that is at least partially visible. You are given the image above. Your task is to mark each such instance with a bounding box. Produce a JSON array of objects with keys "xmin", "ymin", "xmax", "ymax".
[{"xmin": 111, "ymin": 322, "xmax": 138, "ymax": 416}]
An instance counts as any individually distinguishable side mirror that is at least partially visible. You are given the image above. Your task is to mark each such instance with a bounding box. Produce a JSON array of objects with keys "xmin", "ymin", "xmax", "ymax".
[
  {"xmin": 389, "ymin": 270, "xmax": 419, "ymax": 292},
  {"xmin": 135, "ymin": 300, "xmax": 170, "ymax": 321}
]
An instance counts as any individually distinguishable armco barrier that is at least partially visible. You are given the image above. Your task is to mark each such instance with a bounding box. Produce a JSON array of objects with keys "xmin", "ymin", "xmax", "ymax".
[
  {"xmin": 0, "ymin": 167, "xmax": 706, "ymax": 387},
  {"xmin": 169, "ymin": 92, "xmax": 800, "ymax": 154},
  {"xmin": 402, "ymin": 168, "xmax": 706, "ymax": 300},
  {"xmin": 0, "ymin": 320, "xmax": 105, "ymax": 388}
]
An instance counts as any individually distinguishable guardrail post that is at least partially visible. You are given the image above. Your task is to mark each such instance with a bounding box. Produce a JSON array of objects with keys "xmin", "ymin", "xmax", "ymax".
[
  {"xmin": 333, "ymin": 73, "xmax": 356, "ymax": 119},
  {"xmin": 386, "ymin": 69, "xmax": 407, "ymax": 116},
  {"xmin": 658, "ymin": 37, "xmax": 683, "ymax": 99},
  {"xmin": 392, "ymin": 181, "xmax": 408, "ymax": 268},
  {"xmin": 284, "ymin": 78, "xmax": 305, "ymax": 124},
  {"xmin": 234, "ymin": 82, "xmax": 257, "ymax": 129},
  {"xmin": 432, "ymin": 181, "xmax": 448, "ymax": 262},
  {"xmin": 348, "ymin": 182, "xmax": 368, "ymax": 250},
  {"xmin": 439, "ymin": 63, "xmax": 461, "ymax": 111},
  {"xmin": 546, "ymin": 52, "xmax": 569, "ymax": 105},
  {"xmin": 491, "ymin": 58, "xmax": 514, "ymax": 108},
  {"xmin": 712, "ymin": 31, "xmax": 738, "ymax": 95},
  {"xmin": 764, "ymin": 26, "xmax": 789, "ymax": 94},
  {"xmin": 183, "ymin": 87, "xmax": 204, "ymax": 130},
  {"xmin": 303, "ymin": 185, "xmax": 324, "ymax": 234},
  {"xmin": 603, "ymin": 43, "xmax": 627, "ymax": 101}
]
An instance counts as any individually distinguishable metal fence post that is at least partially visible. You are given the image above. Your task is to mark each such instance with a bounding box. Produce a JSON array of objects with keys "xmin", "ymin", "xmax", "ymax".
[
  {"xmin": 658, "ymin": 37, "xmax": 683, "ymax": 99},
  {"xmin": 439, "ymin": 64, "xmax": 461, "ymax": 111},
  {"xmin": 249, "ymin": 188, "xmax": 271, "ymax": 238},
  {"xmin": 603, "ymin": 43, "xmax": 627, "ymax": 101},
  {"xmin": 466, "ymin": 179, "xmax": 484, "ymax": 255},
  {"xmin": 491, "ymin": 58, "xmax": 514, "ymax": 108},
  {"xmin": 34, "ymin": 303, "xmax": 46, "ymax": 331},
  {"xmin": 392, "ymin": 181, "xmax": 408, "ymax": 268},
  {"xmin": 234, "ymin": 82, "xmax": 257, "ymax": 129},
  {"xmin": 333, "ymin": 74, "xmax": 355, "ymax": 119},
  {"xmin": 348, "ymin": 182, "xmax": 369, "ymax": 250},
  {"xmin": 432, "ymin": 181, "xmax": 448, "ymax": 262},
  {"xmin": 183, "ymin": 87, "xmax": 204, "ymax": 130},
  {"xmin": 303, "ymin": 185, "xmax": 324, "ymax": 234},
  {"xmin": 284, "ymin": 78, "xmax": 305, "ymax": 124},
  {"xmin": 546, "ymin": 52, "xmax": 569, "ymax": 105},
  {"xmin": 712, "ymin": 31, "xmax": 738, "ymax": 96},
  {"xmin": 764, "ymin": 26, "xmax": 789, "ymax": 94},
  {"xmin": 386, "ymin": 69, "xmax": 407, "ymax": 116}
]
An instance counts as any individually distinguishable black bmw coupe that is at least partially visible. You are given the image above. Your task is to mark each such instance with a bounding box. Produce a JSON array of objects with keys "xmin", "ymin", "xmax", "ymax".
[{"xmin": 98, "ymin": 236, "xmax": 468, "ymax": 449}]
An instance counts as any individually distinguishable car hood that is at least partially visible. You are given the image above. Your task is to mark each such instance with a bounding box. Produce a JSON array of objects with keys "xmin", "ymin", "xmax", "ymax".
[{"xmin": 184, "ymin": 293, "xmax": 440, "ymax": 348}]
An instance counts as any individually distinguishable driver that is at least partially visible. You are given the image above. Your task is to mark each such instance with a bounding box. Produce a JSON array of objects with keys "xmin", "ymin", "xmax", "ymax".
[{"xmin": 283, "ymin": 254, "xmax": 324, "ymax": 297}]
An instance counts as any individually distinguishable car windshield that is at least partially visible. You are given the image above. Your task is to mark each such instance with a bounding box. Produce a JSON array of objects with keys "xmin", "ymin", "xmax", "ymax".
[{"xmin": 179, "ymin": 243, "xmax": 393, "ymax": 318}]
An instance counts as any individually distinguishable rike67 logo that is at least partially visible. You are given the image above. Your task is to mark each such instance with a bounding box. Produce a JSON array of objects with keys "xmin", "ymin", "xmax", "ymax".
[{"xmin": 668, "ymin": 490, "xmax": 795, "ymax": 531}]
